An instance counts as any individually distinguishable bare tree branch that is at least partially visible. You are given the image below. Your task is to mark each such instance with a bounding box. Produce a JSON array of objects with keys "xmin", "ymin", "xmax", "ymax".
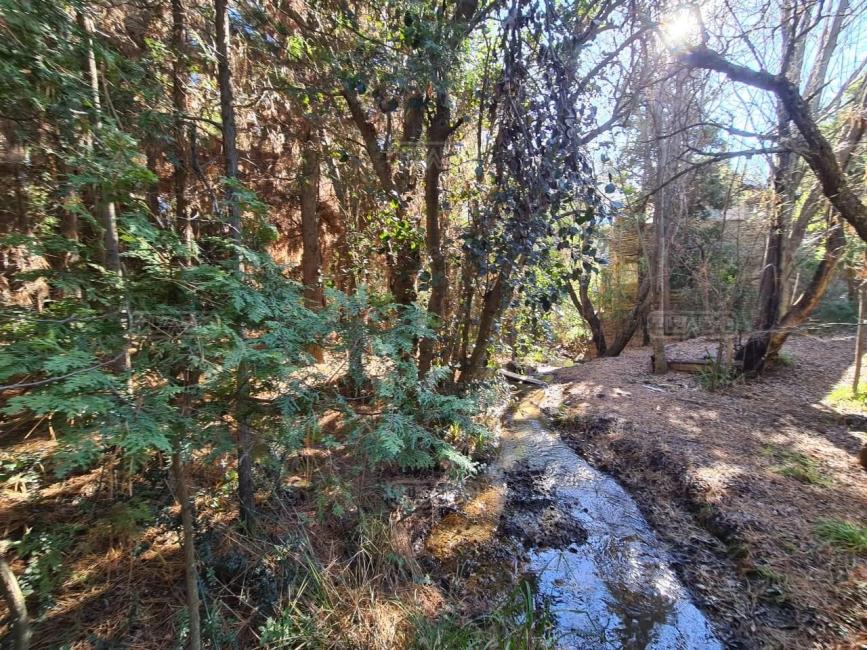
[
  {"xmin": 639, "ymin": 147, "xmax": 787, "ymax": 205},
  {"xmin": 681, "ymin": 45, "xmax": 867, "ymax": 242}
]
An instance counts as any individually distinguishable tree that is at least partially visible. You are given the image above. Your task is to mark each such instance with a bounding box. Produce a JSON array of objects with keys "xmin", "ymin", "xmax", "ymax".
[
  {"xmin": 457, "ymin": 0, "xmax": 604, "ymax": 382},
  {"xmin": 678, "ymin": 1, "xmax": 867, "ymax": 370},
  {"xmin": 214, "ymin": 0, "xmax": 255, "ymax": 527}
]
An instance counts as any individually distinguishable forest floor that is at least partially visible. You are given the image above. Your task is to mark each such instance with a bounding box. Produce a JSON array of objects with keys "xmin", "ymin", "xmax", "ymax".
[
  {"xmin": 547, "ymin": 332, "xmax": 867, "ymax": 649},
  {"xmin": 1, "ymin": 333, "xmax": 865, "ymax": 648}
]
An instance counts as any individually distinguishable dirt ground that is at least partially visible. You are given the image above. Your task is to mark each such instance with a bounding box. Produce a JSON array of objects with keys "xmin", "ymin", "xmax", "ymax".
[{"xmin": 547, "ymin": 333, "xmax": 867, "ymax": 649}]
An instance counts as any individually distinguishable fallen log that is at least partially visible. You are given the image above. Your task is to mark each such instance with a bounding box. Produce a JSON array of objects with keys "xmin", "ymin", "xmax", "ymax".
[
  {"xmin": 499, "ymin": 368, "xmax": 548, "ymax": 387},
  {"xmin": 665, "ymin": 358, "xmax": 744, "ymax": 374}
]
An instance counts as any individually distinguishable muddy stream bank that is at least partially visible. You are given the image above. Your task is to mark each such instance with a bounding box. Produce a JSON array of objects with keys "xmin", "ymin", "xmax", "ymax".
[{"xmin": 426, "ymin": 386, "xmax": 722, "ymax": 649}]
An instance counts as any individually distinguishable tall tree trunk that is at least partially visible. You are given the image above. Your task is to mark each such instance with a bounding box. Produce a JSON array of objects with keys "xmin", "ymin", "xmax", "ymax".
[
  {"xmin": 459, "ymin": 265, "xmax": 514, "ymax": 384},
  {"xmin": 646, "ymin": 74, "xmax": 692, "ymax": 374},
  {"xmin": 323, "ymin": 155, "xmax": 356, "ymax": 293},
  {"xmin": 300, "ymin": 124, "xmax": 324, "ymax": 362},
  {"xmin": 743, "ymin": 7, "xmax": 828, "ymax": 371},
  {"xmin": 763, "ymin": 217, "xmax": 846, "ymax": 361},
  {"xmin": 651, "ymin": 168, "xmax": 669, "ymax": 374},
  {"xmin": 783, "ymin": 79, "xmax": 866, "ymax": 309},
  {"xmin": 172, "ymin": 0, "xmax": 192, "ymax": 250},
  {"xmin": 214, "ymin": 0, "xmax": 240, "ymax": 244},
  {"xmin": 418, "ymin": 96, "xmax": 451, "ymax": 377},
  {"xmin": 172, "ymin": 448, "xmax": 201, "ymax": 650},
  {"xmin": 757, "ymin": 112, "xmax": 793, "ymax": 332},
  {"xmin": 604, "ymin": 274, "xmax": 652, "ymax": 357},
  {"xmin": 450, "ymin": 249, "xmax": 475, "ymax": 372},
  {"xmin": 567, "ymin": 276, "xmax": 606, "ymax": 356},
  {"xmin": 214, "ymin": 0, "xmax": 255, "ymax": 528},
  {"xmin": 79, "ymin": 13, "xmax": 121, "ymax": 274},
  {"xmin": 78, "ymin": 12, "xmax": 129, "ymax": 373},
  {"xmin": 742, "ymin": 78, "xmax": 867, "ymax": 371},
  {"xmin": 169, "ymin": 4, "xmax": 201, "ymax": 642}
]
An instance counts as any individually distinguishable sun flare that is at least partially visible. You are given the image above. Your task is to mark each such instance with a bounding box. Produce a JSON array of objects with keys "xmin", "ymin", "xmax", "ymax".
[{"xmin": 661, "ymin": 7, "xmax": 702, "ymax": 48}]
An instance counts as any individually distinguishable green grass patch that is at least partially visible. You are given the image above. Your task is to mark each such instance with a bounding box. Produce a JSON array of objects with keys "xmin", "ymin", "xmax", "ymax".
[
  {"xmin": 764, "ymin": 446, "xmax": 832, "ymax": 487},
  {"xmin": 815, "ymin": 519, "xmax": 867, "ymax": 554},
  {"xmin": 774, "ymin": 352, "xmax": 795, "ymax": 367},
  {"xmin": 753, "ymin": 564, "xmax": 787, "ymax": 585},
  {"xmin": 697, "ymin": 363, "xmax": 736, "ymax": 391},
  {"xmin": 409, "ymin": 579, "xmax": 553, "ymax": 649},
  {"xmin": 826, "ymin": 382, "xmax": 867, "ymax": 411}
]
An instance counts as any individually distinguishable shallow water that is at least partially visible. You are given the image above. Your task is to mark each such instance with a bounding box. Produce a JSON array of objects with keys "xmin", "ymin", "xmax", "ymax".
[{"xmin": 499, "ymin": 388, "xmax": 723, "ymax": 650}]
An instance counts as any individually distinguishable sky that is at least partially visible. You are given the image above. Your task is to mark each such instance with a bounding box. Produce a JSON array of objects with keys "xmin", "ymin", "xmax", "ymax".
[{"xmin": 578, "ymin": 0, "xmax": 867, "ymax": 190}]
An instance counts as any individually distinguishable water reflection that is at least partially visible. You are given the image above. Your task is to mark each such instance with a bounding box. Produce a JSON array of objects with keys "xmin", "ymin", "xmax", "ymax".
[{"xmin": 507, "ymin": 390, "xmax": 722, "ymax": 650}]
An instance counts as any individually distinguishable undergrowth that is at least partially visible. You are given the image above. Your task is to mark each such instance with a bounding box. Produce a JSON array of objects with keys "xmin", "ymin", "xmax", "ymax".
[
  {"xmin": 256, "ymin": 517, "xmax": 554, "ymax": 649},
  {"xmin": 815, "ymin": 519, "xmax": 867, "ymax": 554},
  {"xmin": 825, "ymin": 381, "xmax": 867, "ymax": 412},
  {"xmin": 696, "ymin": 355, "xmax": 738, "ymax": 391},
  {"xmin": 408, "ymin": 580, "xmax": 554, "ymax": 650}
]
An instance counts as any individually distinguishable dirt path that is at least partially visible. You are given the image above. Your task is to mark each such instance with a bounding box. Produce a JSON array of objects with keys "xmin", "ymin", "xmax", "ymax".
[{"xmin": 546, "ymin": 334, "xmax": 867, "ymax": 649}]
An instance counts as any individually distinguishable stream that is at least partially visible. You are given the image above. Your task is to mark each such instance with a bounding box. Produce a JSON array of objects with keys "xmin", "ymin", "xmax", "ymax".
[{"xmin": 429, "ymin": 386, "xmax": 723, "ymax": 649}]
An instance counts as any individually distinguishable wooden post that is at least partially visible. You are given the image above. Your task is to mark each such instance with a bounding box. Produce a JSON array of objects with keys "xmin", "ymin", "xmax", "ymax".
[
  {"xmin": 723, "ymin": 334, "xmax": 734, "ymax": 370},
  {"xmin": 853, "ymin": 281, "xmax": 865, "ymax": 396}
]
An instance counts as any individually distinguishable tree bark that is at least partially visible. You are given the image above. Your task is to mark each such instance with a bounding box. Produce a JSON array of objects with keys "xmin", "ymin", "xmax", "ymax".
[
  {"xmin": 756, "ymin": 156, "xmax": 787, "ymax": 330},
  {"xmin": 214, "ymin": 0, "xmax": 241, "ymax": 244},
  {"xmin": 0, "ymin": 556, "xmax": 29, "ymax": 650},
  {"xmin": 763, "ymin": 6, "xmax": 802, "ymax": 321},
  {"xmin": 418, "ymin": 96, "xmax": 451, "ymax": 377},
  {"xmin": 450, "ymin": 249, "xmax": 475, "ymax": 372},
  {"xmin": 682, "ymin": 46, "xmax": 867, "ymax": 243},
  {"xmin": 214, "ymin": 0, "xmax": 254, "ymax": 528},
  {"xmin": 764, "ymin": 217, "xmax": 846, "ymax": 361},
  {"xmin": 322, "ymin": 155, "xmax": 356, "ymax": 293},
  {"xmin": 172, "ymin": 451, "xmax": 201, "ymax": 650},
  {"xmin": 567, "ymin": 276, "xmax": 606, "ymax": 356},
  {"xmin": 78, "ymin": 12, "xmax": 129, "ymax": 373},
  {"xmin": 79, "ymin": 14, "xmax": 122, "ymax": 274},
  {"xmin": 651, "ymin": 151, "xmax": 669, "ymax": 374},
  {"xmin": 459, "ymin": 265, "xmax": 514, "ymax": 384},
  {"xmin": 169, "ymin": 5, "xmax": 201, "ymax": 641},
  {"xmin": 604, "ymin": 274, "xmax": 652, "ymax": 357},
  {"xmin": 782, "ymin": 79, "xmax": 866, "ymax": 309},
  {"xmin": 171, "ymin": 0, "xmax": 193, "ymax": 250},
  {"xmin": 300, "ymin": 124, "xmax": 324, "ymax": 362}
]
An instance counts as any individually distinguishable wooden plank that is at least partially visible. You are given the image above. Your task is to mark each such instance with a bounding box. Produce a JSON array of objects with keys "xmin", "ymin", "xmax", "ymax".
[
  {"xmin": 666, "ymin": 358, "xmax": 744, "ymax": 374},
  {"xmin": 500, "ymin": 368, "xmax": 548, "ymax": 387}
]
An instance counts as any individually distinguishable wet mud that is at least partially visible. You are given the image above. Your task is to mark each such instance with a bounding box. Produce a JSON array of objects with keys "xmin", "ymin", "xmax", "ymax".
[{"xmin": 427, "ymin": 387, "xmax": 723, "ymax": 649}]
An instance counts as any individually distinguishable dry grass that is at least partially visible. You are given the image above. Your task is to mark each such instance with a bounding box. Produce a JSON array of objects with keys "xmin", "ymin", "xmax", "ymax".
[{"xmin": 0, "ymin": 396, "xmax": 514, "ymax": 650}]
